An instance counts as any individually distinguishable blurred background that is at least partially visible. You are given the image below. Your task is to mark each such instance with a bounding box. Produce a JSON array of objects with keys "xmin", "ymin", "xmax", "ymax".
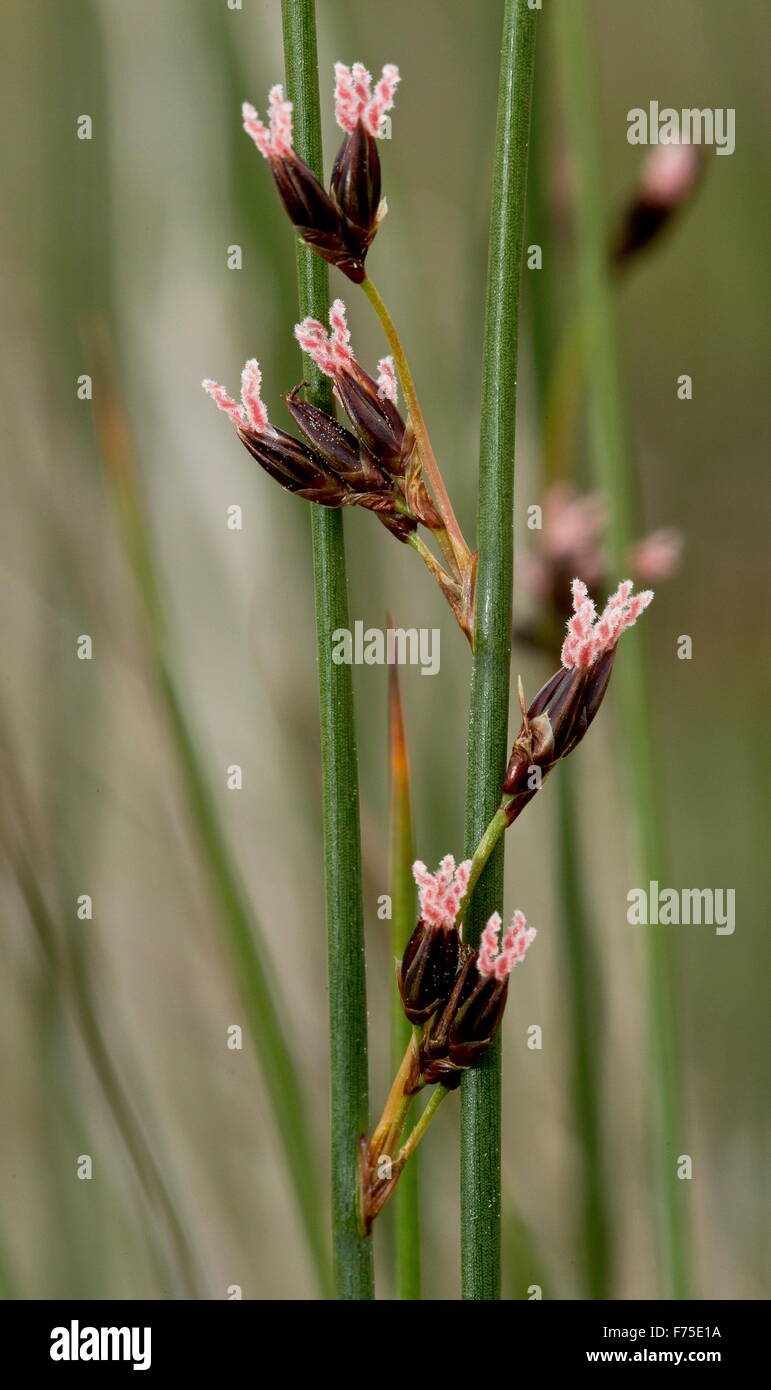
[{"xmin": 1, "ymin": 0, "xmax": 768, "ymax": 1299}]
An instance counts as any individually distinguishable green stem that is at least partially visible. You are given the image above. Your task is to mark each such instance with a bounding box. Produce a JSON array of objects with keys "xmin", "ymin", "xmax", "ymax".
[
  {"xmin": 462, "ymin": 0, "xmax": 537, "ymax": 1301},
  {"xmin": 388, "ymin": 667, "xmax": 422, "ymax": 1299},
  {"xmin": 555, "ymin": 0, "xmax": 690, "ymax": 1299},
  {"xmin": 527, "ymin": 76, "xmax": 613, "ymax": 1300},
  {"xmin": 556, "ymin": 764, "xmax": 611, "ymax": 1298},
  {"xmin": 398, "ymin": 1087, "xmax": 448, "ymax": 1166},
  {"xmin": 361, "ymin": 276, "xmax": 470, "ymax": 576},
  {"xmin": 281, "ymin": 0, "xmax": 373, "ymax": 1301},
  {"xmin": 459, "ymin": 806, "xmax": 509, "ymax": 923},
  {"xmin": 16, "ymin": 855, "xmax": 201, "ymax": 1299}
]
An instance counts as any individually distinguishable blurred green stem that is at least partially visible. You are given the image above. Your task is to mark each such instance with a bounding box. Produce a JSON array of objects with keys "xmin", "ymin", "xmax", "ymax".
[
  {"xmin": 555, "ymin": 0, "xmax": 690, "ymax": 1299},
  {"xmin": 281, "ymin": 0, "xmax": 373, "ymax": 1300},
  {"xmin": 462, "ymin": 0, "xmax": 537, "ymax": 1300},
  {"xmin": 527, "ymin": 67, "xmax": 612, "ymax": 1299},
  {"xmin": 16, "ymin": 856, "xmax": 201, "ymax": 1298},
  {"xmin": 388, "ymin": 665, "xmax": 421, "ymax": 1299},
  {"xmin": 556, "ymin": 764, "xmax": 611, "ymax": 1297},
  {"xmin": 97, "ymin": 379, "xmax": 332, "ymax": 1298}
]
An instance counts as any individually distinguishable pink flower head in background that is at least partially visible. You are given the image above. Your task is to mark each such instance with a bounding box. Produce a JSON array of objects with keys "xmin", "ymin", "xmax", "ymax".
[
  {"xmin": 561, "ymin": 578, "xmax": 653, "ymax": 670},
  {"xmin": 519, "ymin": 483, "xmax": 681, "ymax": 613},
  {"xmin": 202, "ymin": 359, "xmax": 270, "ymax": 434},
  {"xmin": 628, "ymin": 528, "xmax": 683, "ymax": 584},
  {"xmin": 242, "ymin": 87, "xmax": 294, "ymax": 161},
  {"xmin": 477, "ymin": 910, "xmax": 536, "ymax": 980},
  {"xmin": 413, "ymin": 855, "xmax": 471, "ymax": 931},
  {"xmin": 334, "ymin": 62, "xmax": 400, "ymax": 137},
  {"xmin": 295, "ymin": 298, "xmax": 355, "ymax": 377},
  {"xmin": 640, "ymin": 142, "xmax": 703, "ymax": 210}
]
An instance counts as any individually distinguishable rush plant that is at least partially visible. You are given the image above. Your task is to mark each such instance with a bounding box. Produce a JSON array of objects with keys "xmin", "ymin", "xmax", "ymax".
[{"xmin": 204, "ymin": 0, "xmax": 658, "ymax": 1299}]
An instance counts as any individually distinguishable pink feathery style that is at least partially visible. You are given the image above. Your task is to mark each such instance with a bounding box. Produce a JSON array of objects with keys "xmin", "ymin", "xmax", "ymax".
[
  {"xmin": 412, "ymin": 856, "xmax": 471, "ymax": 930},
  {"xmin": 477, "ymin": 911, "xmax": 536, "ymax": 980},
  {"xmin": 202, "ymin": 359, "xmax": 270, "ymax": 434},
  {"xmin": 295, "ymin": 298, "xmax": 355, "ymax": 376},
  {"xmin": 376, "ymin": 356, "xmax": 398, "ymax": 405},
  {"xmin": 334, "ymin": 62, "xmax": 400, "ymax": 137},
  {"xmin": 242, "ymin": 86, "xmax": 294, "ymax": 161},
  {"xmin": 560, "ymin": 578, "xmax": 653, "ymax": 670}
]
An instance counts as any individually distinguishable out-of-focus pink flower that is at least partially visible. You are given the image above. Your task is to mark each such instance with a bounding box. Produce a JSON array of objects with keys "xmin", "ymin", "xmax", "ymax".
[
  {"xmin": 639, "ymin": 143, "xmax": 703, "ymax": 210},
  {"xmin": 519, "ymin": 484, "xmax": 681, "ymax": 632},
  {"xmin": 521, "ymin": 484, "xmax": 606, "ymax": 601},
  {"xmin": 629, "ymin": 528, "xmax": 683, "ymax": 583}
]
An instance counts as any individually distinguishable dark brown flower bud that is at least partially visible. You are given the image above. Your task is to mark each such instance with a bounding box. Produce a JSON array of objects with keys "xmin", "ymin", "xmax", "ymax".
[
  {"xmin": 284, "ymin": 387, "xmax": 388, "ymax": 491},
  {"xmin": 610, "ymin": 145, "xmax": 705, "ymax": 270},
  {"xmin": 419, "ymin": 954, "xmax": 509, "ymax": 1089},
  {"xmin": 334, "ymin": 361, "xmax": 407, "ymax": 474},
  {"xmin": 237, "ymin": 424, "xmax": 350, "ymax": 506},
  {"xmin": 262, "ymin": 152, "xmax": 371, "ymax": 284},
  {"xmin": 502, "ymin": 651, "xmax": 616, "ymax": 824},
  {"xmin": 269, "ymin": 152, "xmax": 344, "ymax": 244},
  {"xmin": 398, "ymin": 920, "xmax": 461, "ymax": 1026},
  {"xmin": 330, "ymin": 123, "xmax": 383, "ymax": 259}
]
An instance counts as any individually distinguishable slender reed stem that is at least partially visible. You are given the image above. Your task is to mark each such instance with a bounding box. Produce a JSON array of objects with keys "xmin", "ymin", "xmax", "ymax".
[
  {"xmin": 398, "ymin": 1088, "xmax": 448, "ymax": 1165},
  {"xmin": 461, "ymin": 0, "xmax": 537, "ymax": 1301},
  {"xmin": 527, "ymin": 92, "xmax": 612, "ymax": 1299},
  {"xmin": 95, "ymin": 363, "xmax": 332, "ymax": 1297},
  {"xmin": 555, "ymin": 0, "xmax": 690, "ymax": 1299},
  {"xmin": 361, "ymin": 276, "xmax": 471, "ymax": 577},
  {"xmin": 556, "ymin": 764, "xmax": 611, "ymax": 1297},
  {"xmin": 15, "ymin": 853, "xmax": 201, "ymax": 1298},
  {"xmin": 388, "ymin": 664, "xmax": 422, "ymax": 1299},
  {"xmin": 459, "ymin": 806, "xmax": 509, "ymax": 922},
  {"xmin": 281, "ymin": 0, "xmax": 373, "ymax": 1300}
]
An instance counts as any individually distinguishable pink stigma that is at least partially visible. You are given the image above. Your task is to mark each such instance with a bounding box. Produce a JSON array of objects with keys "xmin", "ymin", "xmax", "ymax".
[
  {"xmin": 242, "ymin": 85, "xmax": 294, "ymax": 160},
  {"xmin": 412, "ymin": 855, "xmax": 471, "ymax": 930},
  {"xmin": 376, "ymin": 356, "xmax": 398, "ymax": 405},
  {"xmin": 295, "ymin": 299, "xmax": 355, "ymax": 377},
  {"xmin": 561, "ymin": 577, "xmax": 653, "ymax": 670},
  {"xmin": 203, "ymin": 360, "xmax": 271, "ymax": 434},
  {"xmin": 477, "ymin": 909, "xmax": 536, "ymax": 980},
  {"xmin": 202, "ymin": 379, "xmax": 246, "ymax": 429},
  {"xmin": 240, "ymin": 359, "xmax": 269, "ymax": 432},
  {"xmin": 334, "ymin": 61, "xmax": 400, "ymax": 137}
]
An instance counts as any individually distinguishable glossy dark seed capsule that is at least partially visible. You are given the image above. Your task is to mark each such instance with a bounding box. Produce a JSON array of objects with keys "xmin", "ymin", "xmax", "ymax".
[{"xmin": 398, "ymin": 920, "xmax": 461, "ymax": 1025}]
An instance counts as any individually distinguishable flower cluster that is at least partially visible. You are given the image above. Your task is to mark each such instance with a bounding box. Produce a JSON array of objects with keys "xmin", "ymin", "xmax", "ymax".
[
  {"xmin": 203, "ymin": 300, "xmax": 439, "ymax": 541},
  {"xmin": 398, "ymin": 857, "xmax": 536, "ymax": 1086},
  {"xmin": 519, "ymin": 482, "xmax": 681, "ymax": 616},
  {"xmin": 243, "ymin": 61, "xmax": 399, "ymax": 283},
  {"xmin": 504, "ymin": 578, "xmax": 653, "ymax": 823}
]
